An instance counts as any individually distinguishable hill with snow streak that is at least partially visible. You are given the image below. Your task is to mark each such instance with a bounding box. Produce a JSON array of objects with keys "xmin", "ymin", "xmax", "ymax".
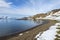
[
  {"xmin": 33, "ymin": 9, "xmax": 60, "ymax": 20},
  {"xmin": 35, "ymin": 9, "xmax": 60, "ymax": 40},
  {"xmin": 45, "ymin": 9, "xmax": 60, "ymax": 20}
]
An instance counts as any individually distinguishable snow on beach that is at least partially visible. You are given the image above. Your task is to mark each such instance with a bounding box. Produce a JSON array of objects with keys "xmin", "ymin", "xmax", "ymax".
[
  {"xmin": 35, "ymin": 23, "xmax": 60, "ymax": 40},
  {"xmin": 35, "ymin": 11, "xmax": 60, "ymax": 40}
]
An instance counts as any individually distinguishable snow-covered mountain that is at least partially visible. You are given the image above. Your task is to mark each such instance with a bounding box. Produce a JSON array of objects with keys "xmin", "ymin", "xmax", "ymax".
[
  {"xmin": 45, "ymin": 9, "xmax": 60, "ymax": 20},
  {"xmin": 33, "ymin": 9, "xmax": 60, "ymax": 21},
  {"xmin": 35, "ymin": 9, "xmax": 60, "ymax": 40}
]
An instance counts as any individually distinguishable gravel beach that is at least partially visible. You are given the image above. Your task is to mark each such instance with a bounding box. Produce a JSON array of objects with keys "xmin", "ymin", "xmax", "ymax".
[{"xmin": 0, "ymin": 20, "xmax": 57, "ymax": 40}]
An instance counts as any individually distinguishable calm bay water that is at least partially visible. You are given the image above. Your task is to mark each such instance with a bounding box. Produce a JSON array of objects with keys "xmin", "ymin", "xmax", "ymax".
[{"xmin": 0, "ymin": 19, "xmax": 44, "ymax": 37}]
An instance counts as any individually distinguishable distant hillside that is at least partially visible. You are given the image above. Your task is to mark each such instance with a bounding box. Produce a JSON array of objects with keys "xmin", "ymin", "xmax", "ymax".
[
  {"xmin": 52, "ymin": 9, "xmax": 60, "ymax": 13},
  {"xmin": 32, "ymin": 9, "xmax": 60, "ymax": 19},
  {"xmin": 47, "ymin": 9, "xmax": 60, "ymax": 15},
  {"xmin": 32, "ymin": 13, "xmax": 47, "ymax": 19},
  {"xmin": 17, "ymin": 9, "xmax": 60, "ymax": 20}
]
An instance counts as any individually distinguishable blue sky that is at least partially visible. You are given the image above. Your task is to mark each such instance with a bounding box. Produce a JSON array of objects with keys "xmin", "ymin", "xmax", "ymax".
[{"xmin": 0, "ymin": 0, "xmax": 60, "ymax": 17}]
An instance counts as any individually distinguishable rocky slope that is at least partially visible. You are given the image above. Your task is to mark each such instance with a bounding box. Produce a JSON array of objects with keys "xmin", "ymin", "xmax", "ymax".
[
  {"xmin": 32, "ymin": 9, "xmax": 60, "ymax": 19},
  {"xmin": 16, "ymin": 9, "xmax": 60, "ymax": 20}
]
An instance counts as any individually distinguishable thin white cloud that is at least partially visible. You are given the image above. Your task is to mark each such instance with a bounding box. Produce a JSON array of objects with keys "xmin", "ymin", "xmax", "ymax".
[
  {"xmin": 0, "ymin": 0, "xmax": 60, "ymax": 17},
  {"xmin": 0, "ymin": 0, "xmax": 36, "ymax": 16},
  {"xmin": 0, "ymin": 0, "xmax": 12, "ymax": 8},
  {"xmin": 34, "ymin": 0, "xmax": 60, "ymax": 13}
]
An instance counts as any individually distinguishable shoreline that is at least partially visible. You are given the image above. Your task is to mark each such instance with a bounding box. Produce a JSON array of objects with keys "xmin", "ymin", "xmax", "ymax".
[
  {"xmin": 0, "ymin": 20, "xmax": 47, "ymax": 37},
  {"xmin": 0, "ymin": 20, "xmax": 57, "ymax": 40}
]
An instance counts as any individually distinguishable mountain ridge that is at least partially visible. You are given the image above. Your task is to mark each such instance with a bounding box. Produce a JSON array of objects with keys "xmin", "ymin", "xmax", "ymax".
[{"xmin": 32, "ymin": 8, "xmax": 60, "ymax": 19}]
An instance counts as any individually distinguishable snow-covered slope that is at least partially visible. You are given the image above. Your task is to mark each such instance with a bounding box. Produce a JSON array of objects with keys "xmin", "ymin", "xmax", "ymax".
[
  {"xmin": 35, "ymin": 23, "xmax": 60, "ymax": 40},
  {"xmin": 35, "ymin": 9, "xmax": 60, "ymax": 40},
  {"xmin": 45, "ymin": 11, "xmax": 60, "ymax": 20}
]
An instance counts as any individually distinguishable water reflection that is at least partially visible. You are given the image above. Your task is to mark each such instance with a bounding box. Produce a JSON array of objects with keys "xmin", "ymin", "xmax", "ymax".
[
  {"xmin": 33, "ymin": 19, "xmax": 43, "ymax": 24},
  {"xmin": 0, "ymin": 19, "xmax": 44, "ymax": 37}
]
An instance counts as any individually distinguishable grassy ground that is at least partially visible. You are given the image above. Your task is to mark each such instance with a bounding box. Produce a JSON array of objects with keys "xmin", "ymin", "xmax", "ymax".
[
  {"xmin": 55, "ymin": 26, "xmax": 60, "ymax": 40},
  {"xmin": 0, "ymin": 20, "xmax": 57, "ymax": 40}
]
